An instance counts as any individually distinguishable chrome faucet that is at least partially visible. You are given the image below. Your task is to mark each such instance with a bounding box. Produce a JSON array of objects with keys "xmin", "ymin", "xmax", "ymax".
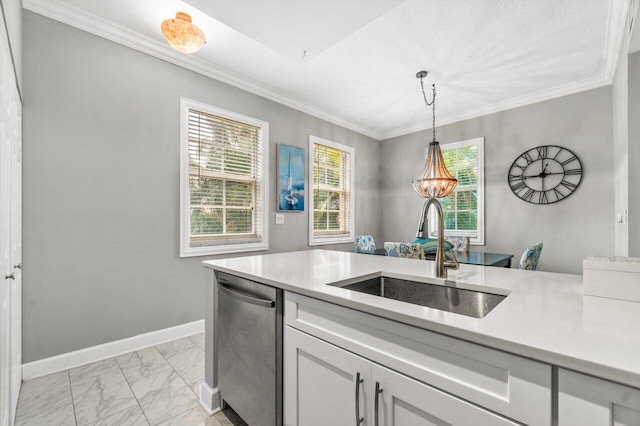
[{"xmin": 416, "ymin": 198, "xmax": 459, "ymax": 278}]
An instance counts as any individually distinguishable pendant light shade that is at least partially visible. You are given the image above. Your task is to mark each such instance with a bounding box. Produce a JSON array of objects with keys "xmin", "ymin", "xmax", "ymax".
[
  {"xmin": 412, "ymin": 141, "xmax": 458, "ymax": 198},
  {"xmin": 161, "ymin": 12, "xmax": 206, "ymax": 54},
  {"xmin": 411, "ymin": 71, "xmax": 457, "ymax": 199}
]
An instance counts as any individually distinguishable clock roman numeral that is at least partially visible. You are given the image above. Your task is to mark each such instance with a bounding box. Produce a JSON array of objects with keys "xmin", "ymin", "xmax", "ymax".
[
  {"xmin": 559, "ymin": 180, "xmax": 577, "ymax": 190},
  {"xmin": 508, "ymin": 174, "xmax": 523, "ymax": 182},
  {"xmin": 536, "ymin": 146, "xmax": 548, "ymax": 160},
  {"xmin": 564, "ymin": 168, "xmax": 581, "ymax": 175},
  {"xmin": 561, "ymin": 155, "xmax": 578, "ymax": 166},
  {"xmin": 539, "ymin": 191, "xmax": 550, "ymax": 204},
  {"xmin": 553, "ymin": 188, "xmax": 565, "ymax": 200},
  {"xmin": 511, "ymin": 181, "xmax": 527, "ymax": 192},
  {"xmin": 522, "ymin": 151, "xmax": 535, "ymax": 164},
  {"xmin": 522, "ymin": 189, "xmax": 535, "ymax": 202}
]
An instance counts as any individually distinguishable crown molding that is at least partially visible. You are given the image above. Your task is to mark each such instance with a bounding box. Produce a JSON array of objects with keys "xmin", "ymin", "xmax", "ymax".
[
  {"xmin": 23, "ymin": 0, "xmax": 628, "ymax": 142},
  {"xmin": 22, "ymin": 0, "xmax": 382, "ymax": 140}
]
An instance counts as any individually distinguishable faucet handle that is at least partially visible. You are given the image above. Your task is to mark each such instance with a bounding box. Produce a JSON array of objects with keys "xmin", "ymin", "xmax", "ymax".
[{"xmin": 444, "ymin": 251, "xmax": 460, "ymax": 270}]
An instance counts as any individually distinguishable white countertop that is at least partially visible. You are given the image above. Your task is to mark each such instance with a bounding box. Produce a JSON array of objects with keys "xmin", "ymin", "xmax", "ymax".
[{"xmin": 204, "ymin": 249, "xmax": 640, "ymax": 389}]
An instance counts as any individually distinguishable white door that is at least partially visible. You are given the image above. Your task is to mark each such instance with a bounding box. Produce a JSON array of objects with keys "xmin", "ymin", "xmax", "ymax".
[
  {"xmin": 284, "ymin": 327, "xmax": 372, "ymax": 426},
  {"xmin": 0, "ymin": 96, "xmax": 12, "ymax": 426},
  {"xmin": 372, "ymin": 364, "xmax": 519, "ymax": 426},
  {"xmin": 0, "ymin": 8, "xmax": 21, "ymax": 425},
  {"xmin": 9, "ymin": 92, "xmax": 21, "ymax": 419}
]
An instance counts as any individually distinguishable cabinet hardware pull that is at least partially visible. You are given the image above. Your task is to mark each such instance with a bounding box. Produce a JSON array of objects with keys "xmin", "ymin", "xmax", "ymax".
[
  {"xmin": 355, "ymin": 372, "xmax": 364, "ymax": 425},
  {"xmin": 5, "ymin": 273, "xmax": 15, "ymax": 280},
  {"xmin": 375, "ymin": 381, "xmax": 383, "ymax": 426},
  {"xmin": 14, "ymin": 264, "xmax": 21, "ymax": 269}
]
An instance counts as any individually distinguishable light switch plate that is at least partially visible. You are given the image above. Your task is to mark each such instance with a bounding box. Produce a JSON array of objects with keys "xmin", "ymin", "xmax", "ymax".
[{"xmin": 275, "ymin": 213, "xmax": 284, "ymax": 225}]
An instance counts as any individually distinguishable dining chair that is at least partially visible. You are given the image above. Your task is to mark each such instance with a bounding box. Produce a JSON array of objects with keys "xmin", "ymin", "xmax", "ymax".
[
  {"xmin": 354, "ymin": 235, "xmax": 377, "ymax": 254},
  {"xmin": 444, "ymin": 236, "xmax": 470, "ymax": 252},
  {"xmin": 518, "ymin": 242, "xmax": 543, "ymax": 270},
  {"xmin": 384, "ymin": 242, "xmax": 425, "ymax": 259}
]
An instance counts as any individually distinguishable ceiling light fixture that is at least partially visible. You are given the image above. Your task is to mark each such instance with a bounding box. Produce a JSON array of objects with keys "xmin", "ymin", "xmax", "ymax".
[
  {"xmin": 412, "ymin": 71, "xmax": 459, "ymax": 278},
  {"xmin": 411, "ymin": 71, "xmax": 457, "ymax": 199},
  {"xmin": 161, "ymin": 12, "xmax": 206, "ymax": 54}
]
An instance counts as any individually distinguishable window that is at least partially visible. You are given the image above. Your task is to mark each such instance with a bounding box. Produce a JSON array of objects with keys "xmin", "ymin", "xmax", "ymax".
[
  {"xmin": 429, "ymin": 137, "xmax": 485, "ymax": 245},
  {"xmin": 308, "ymin": 136, "xmax": 354, "ymax": 245},
  {"xmin": 180, "ymin": 98, "xmax": 268, "ymax": 256}
]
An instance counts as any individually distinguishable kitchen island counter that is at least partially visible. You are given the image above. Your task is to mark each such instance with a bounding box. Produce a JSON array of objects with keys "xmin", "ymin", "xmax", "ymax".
[{"xmin": 203, "ymin": 249, "xmax": 640, "ymax": 389}]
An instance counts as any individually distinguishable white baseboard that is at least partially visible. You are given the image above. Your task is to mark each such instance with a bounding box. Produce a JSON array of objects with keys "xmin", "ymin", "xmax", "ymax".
[
  {"xmin": 199, "ymin": 382, "xmax": 222, "ymax": 415},
  {"xmin": 22, "ymin": 320, "xmax": 204, "ymax": 380}
]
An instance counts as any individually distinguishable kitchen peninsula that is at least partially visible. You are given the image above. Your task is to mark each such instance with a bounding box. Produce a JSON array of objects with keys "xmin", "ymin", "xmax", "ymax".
[{"xmin": 201, "ymin": 250, "xmax": 640, "ymax": 426}]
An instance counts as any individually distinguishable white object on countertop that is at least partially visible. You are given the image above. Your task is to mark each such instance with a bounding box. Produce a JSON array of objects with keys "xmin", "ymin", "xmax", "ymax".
[{"xmin": 583, "ymin": 256, "xmax": 640, "ymax": 303}]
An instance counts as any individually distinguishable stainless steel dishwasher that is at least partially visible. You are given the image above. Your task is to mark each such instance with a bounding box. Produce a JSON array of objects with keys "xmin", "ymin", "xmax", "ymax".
[{"xmin": 215, "ymin": 271, "xmax": 283, "ymax": 426}]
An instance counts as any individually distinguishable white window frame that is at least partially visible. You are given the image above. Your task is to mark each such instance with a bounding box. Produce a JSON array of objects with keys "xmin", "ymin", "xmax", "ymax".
[
  {"xmin": 429, "ymin": 137, "xmax": 485, "ymax": 245},
  {"xmin": 308, "ymin": 136, "xmax": 355, "ymax": 246},
  {"xmin": 180, "ymin": 98, "xmax": 269, "ymax": 257}
]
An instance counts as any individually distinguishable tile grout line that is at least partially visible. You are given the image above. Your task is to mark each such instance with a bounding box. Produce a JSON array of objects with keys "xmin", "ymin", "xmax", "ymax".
[
  {"xmin": 154, "ymin": 342, "xmax": 202, "ymax": 398},
  {"xmin": 152, "ymin": 342, "xmax": 207, "ymax": 424},
  {"xmin": 67, "ymin": 370, "xmax": 79, "ymax": 426},
  {"xmin": 115, "ymin": 353, "xmax": 152, "ymax": 426}
]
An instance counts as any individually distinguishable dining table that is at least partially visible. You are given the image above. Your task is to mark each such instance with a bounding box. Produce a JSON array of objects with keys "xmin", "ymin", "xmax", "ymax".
[{"xmin": 371, "ymin": 248, "xmax": 514, "ymax": 268}]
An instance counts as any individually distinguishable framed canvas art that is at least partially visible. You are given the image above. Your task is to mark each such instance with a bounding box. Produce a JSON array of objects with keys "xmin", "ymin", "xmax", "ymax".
[{"xmin": 277, "ymin": 144, "xmax": 305, "ymax": 211}]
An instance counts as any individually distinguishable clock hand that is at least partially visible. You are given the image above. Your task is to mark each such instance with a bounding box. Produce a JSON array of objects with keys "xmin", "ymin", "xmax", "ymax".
[{"xmin": 523, "ymin": 171, "xmax": 565, "ymax": 179}]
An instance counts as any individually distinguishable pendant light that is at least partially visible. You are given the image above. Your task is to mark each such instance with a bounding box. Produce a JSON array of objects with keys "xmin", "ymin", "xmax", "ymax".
[
  {"xmin": 161, "ymin": 12, "xmax": 206, "ymax": 54},
  {"xmin": 411, "ymin": 71, "xmax": 457, "ymax": 199}
]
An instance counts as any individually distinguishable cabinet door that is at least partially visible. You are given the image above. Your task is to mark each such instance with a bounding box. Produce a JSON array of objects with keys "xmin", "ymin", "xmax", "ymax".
[
  {"xmin": 559, "ymin": 369, "xmax": 640, "ymax": 426},
  {"xmin": 284, "ymin": 326, "xmax": 371, "ymax": 426},
  {"xmin": 373, "ymin": 364, "xmax": 519, "ymax": 426}
]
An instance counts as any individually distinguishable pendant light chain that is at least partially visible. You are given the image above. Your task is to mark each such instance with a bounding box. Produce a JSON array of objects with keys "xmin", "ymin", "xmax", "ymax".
[{"xmin": 419, "ymin": 75, "xmax": 437, "ymax": 142}]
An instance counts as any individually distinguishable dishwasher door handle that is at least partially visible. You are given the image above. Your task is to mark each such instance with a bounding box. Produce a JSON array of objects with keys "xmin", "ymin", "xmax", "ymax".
[{"xmin": 218, "ymin": 281, "xmax": 276, "ymax": 308}]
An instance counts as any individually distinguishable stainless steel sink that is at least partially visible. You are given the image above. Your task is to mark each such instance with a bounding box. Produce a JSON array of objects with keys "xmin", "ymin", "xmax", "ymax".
[{"xmin": 332, "ymin": 276, "xmax": 506, "ymax": 319}]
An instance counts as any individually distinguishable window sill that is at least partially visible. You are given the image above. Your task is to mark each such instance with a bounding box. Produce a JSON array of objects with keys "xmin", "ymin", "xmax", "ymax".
[
  {"xmin": 309, "ymin": 235, "xmax": 354, "ymax": 246},
  {"xmin": 180, "ymin": 241, "xmax": 268, "ymax": 258}
]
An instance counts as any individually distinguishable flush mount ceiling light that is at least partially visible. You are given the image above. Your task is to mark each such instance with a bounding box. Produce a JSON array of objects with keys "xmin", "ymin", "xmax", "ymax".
[
  {"xmin": 161, "ymin": 12, "xmax": 206, "ymax": 54},
  {"xmin": 411, "ymin": 71, "xmax": 457, "ymax": 199}
]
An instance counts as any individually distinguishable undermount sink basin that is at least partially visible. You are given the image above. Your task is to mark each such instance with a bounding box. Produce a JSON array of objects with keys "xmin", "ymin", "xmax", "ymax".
[{"xmin": 331, "ymin": 276, "xmax": 506, "ymax": 319}]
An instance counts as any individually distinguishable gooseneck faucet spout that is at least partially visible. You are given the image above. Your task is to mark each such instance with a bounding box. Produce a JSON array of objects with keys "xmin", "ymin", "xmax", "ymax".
[{"xmin": 416, "ymin": 198, "xmax": 459, "ymax": 278}]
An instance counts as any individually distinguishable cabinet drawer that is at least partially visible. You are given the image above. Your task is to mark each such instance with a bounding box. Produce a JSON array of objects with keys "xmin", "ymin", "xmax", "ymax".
[
  {"xmin": 559, "ymin": 369, "xmax": 640, "ymax": 425},
  {"xmin": 285, "ymin": 292, "xmax": 551, "ymax": 426},
  {"xmin": 374, "ymin": 363, "xmax": 519, "ymax": 426}
]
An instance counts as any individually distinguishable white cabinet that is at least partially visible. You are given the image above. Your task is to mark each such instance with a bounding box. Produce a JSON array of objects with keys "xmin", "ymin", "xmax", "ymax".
[
  {"xmin": 559, "ymin": 369, "xmax": 640, "ymax": 426},
  {"xmin": 285, "ymin": 292, "xmax": 551, "ymax": 426},
  {"xmin": 285, "ymin": 326, "xmax": 519, "ymax": 426},
  {"xmin": 284, "ymin": 326, "xmax": 371, "ymax": 426}
]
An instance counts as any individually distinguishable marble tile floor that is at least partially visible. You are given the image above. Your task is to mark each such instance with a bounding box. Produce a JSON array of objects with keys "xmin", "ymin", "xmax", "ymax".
[{"xmin": 15, "ymin": 333, "xmax": 247, "ymax": 426}]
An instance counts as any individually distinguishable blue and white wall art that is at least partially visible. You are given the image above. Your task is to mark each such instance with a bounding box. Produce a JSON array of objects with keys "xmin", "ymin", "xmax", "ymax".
[{"xmin": 277, "ymin": 144, "xmax": 305, "ymax": 211}]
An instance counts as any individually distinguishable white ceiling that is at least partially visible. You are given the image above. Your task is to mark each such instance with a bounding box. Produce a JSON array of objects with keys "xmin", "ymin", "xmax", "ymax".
[{"xmin": 23, "ymin": 0, "xmax": 630, "ymax": 140}]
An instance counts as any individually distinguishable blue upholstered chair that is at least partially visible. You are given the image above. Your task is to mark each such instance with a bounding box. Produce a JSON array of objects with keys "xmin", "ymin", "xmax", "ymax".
[
  {"xmin": 384, "ymin": 242, "xmax": 425, "ymax": 259},
  {"xmin": 518, "ymin": 242, "xmax": 543, "ymax": 270},
  {"xmin": 354, "ymin": 235, "xmax": 376, "ymax": 254}
]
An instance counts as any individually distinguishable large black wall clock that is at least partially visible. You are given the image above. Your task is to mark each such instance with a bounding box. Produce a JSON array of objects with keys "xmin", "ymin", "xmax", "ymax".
[{"xmin": 508, "ymin": 145, "xmax": 583, "ymax": 204}]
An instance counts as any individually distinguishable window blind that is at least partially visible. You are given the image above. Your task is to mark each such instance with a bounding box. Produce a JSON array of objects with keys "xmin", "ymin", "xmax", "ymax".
[
  {"xmin": 188, "ymin": 109, "xmax": 263, "ymax": 246},
  {"xmin": 312, "ymin": 143, "xmax": 351, "ymax": 236}
]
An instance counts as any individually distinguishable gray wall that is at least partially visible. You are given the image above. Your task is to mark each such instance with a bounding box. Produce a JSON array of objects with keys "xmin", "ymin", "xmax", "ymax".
[
  {"xmin": 629, "ymin": 51, "xmax": 640, "ymax": 256},
  {"xmin": 380, "ymin": 87, "xmax": 614, "ymax": 275},
  {"xmin": 22, "ymin": 12, "xmax": 381, "ymax": 362}
]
